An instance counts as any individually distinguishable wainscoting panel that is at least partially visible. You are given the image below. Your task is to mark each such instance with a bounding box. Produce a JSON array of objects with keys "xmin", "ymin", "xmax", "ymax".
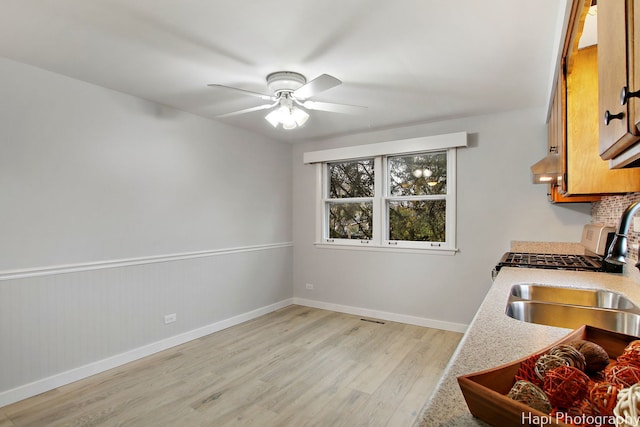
[{"xmin": 0, "ymin": 243, "xmax": 293, "ymax": 406}]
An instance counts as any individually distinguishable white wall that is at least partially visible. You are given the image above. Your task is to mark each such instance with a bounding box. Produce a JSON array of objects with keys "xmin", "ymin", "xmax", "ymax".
[
  {"xmin": 0, "ymin": 57, "xmax": 293, "ymax": 404},
  {"xmin": 0, "ymin": 58, "xmax": 292, "ymax": 270},
  {"xmin": 292, "ymin": 108, "xmax": 592, "ymax": 329}
]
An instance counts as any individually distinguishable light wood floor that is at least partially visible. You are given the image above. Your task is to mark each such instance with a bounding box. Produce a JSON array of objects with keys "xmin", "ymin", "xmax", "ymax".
[{"xmin": 0, "ymin": 305, "xmax": 462, "ymax": 427}]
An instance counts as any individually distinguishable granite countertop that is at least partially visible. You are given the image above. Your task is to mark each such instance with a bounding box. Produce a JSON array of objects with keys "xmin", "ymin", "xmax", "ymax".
[{"xmin": 415, "ymin": 267, "xmax": 640, "ymax": 427}]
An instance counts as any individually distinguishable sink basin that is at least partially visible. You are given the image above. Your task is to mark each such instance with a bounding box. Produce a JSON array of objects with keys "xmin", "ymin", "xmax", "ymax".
[
  {"xmin": 510, "ymin": 284, "xmax": 638, "ymax": 310},
  {"xmin": 506, "ymin": 300, "xmax": 640, "ymax": 335}
]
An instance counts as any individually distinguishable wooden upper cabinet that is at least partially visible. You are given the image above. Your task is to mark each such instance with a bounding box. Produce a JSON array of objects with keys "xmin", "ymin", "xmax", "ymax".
[
  {"xmin": 565, "ymin": 45, "xmax": 640, "ymax": 194},
  {"xmin": 598, "ymin": 0, "xmax": 640, "ymax": 163},
  {"xmin": 545, "ymin": 0, "xmax": 640, "ymax": 201}
]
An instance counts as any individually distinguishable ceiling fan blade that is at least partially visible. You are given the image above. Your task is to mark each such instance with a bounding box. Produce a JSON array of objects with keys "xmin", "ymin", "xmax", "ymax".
[
  {"xmin": 208, "ymin": 84, "xmax": 274, "ymax": 101},
  {"xmin": 215, "ymin": 102, "xmax": 276, "ymax": 118},
  {"xmin": 303, "ymin": 100, "xmax": 366, "ymax": 115},
  {"xmin": 293, "ymin": 74, "xmax": 341, "ymax": 100}
]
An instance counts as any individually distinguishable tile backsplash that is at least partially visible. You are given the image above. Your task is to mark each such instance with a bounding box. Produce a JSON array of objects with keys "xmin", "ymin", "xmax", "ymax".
[{"xmin": 592, "ymin": 193, "xmax": 640, "ymax": 265}]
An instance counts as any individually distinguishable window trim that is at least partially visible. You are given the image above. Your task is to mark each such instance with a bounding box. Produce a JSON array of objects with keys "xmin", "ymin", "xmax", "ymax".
[
  {"xmin": 303, "ymin": 131, "xmax": 467, "ymax": 164},
  {"xmin": 307, "ymin": 132, "xmax": 466, "ymax": 255}
]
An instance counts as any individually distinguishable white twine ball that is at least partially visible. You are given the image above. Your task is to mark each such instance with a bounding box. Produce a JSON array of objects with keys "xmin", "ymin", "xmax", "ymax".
[{"xmin": 614, "ymin": 383, "xmax": 640, "ymax": 427}]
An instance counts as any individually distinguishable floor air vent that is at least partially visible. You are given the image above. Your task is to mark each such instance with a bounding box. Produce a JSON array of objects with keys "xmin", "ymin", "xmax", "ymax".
[{"xmin": 360, "ymin": 318, "xmax": 385, "ymax": 324}]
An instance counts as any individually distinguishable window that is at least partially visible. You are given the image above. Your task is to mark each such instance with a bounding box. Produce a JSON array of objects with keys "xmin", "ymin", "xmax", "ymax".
[
  {"xmin": 326, "ymin": 158, "xmax": 375, "ymax": 240},
  {"xmin": 305, "ymin": 132, "xmax": 465, "ymax": 253},
  {"xmin": 387, "ymin": 152, "xmax": 448, "ymax": 246}
]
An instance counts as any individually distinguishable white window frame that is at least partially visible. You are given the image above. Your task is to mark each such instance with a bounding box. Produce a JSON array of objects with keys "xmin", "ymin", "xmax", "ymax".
[
  {"xmin": 305, "ymin": 132, "xmax": 466, "ymax": 255},
  {"xmin": 322, "ymin": 157, "xmax": 379, "ymax": 247}
]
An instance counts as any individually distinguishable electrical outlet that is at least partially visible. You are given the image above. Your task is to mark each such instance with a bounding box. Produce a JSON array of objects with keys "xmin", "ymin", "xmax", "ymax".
[
  {"xmin": 164, "ymin": 313, "xmax": 177, "ymax": 324},
  {"xmin": 305, "ymin": 283, "xmax": 314, "ymax": 290}
]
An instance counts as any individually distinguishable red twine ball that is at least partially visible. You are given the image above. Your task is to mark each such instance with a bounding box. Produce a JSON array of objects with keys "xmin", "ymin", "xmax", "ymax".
[
  {"xmin": 624, "ymin": 340, "xmax": 640, "ymax": 354},
  {"xmin": 618, "ymin": 340, "xmax": 640, "ymax": 367},
  {"xmin": 605, "ymin": 363, "xmax": 640, "ymax": 387},
  {"xmin": 589, "ymin": 381, "xmax": 620, "ymax": 416},
  {"xmin": 515, "ymin": 353, "xmax": 543, "ymax": 387},
  {"xmin": 543, "ymin": 366, "xmax": 590, "ymax": 409}
]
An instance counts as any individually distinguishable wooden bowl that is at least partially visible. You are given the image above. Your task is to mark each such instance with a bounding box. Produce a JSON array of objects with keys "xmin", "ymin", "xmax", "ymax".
[{"xmin": 457, "ymin": 325, "xmax": 636, "ymax": 427}]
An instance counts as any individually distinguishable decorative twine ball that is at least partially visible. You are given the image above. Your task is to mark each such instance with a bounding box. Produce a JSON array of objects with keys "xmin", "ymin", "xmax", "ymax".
[
  {"xmin": 570, "ymin": 340, "xmax": 611, "ymax": 373},
  {"xmin": 605, "ymin": 363, "xmax": 640, "ymax": 388},
  {"xmin": 535, "ymin": 353, "xmax": 569, "ymax": 380},
  {"xmin": 614, "ymin": 383, "xmax": 640, "ymax": 426},
  {"xmin": 589, "ymin": 381, "xmax": 620, "ymax": 416},
  {"xmin": 515, "ymin": 354, "xmax": 543, "ymax": 387},
  {"xmin": 543, "ymin": 366, "xmax": 590, "ymax": 409},
  {"xmin": 619, "ymin": 341, "xmax": 640, "ymax": 367},
  {"xmin": 548, "ymin": 344, "xmax": 586, "ymax": 372},
  {"xmin": 507, "ymin": 380, "xmax": 552, "ymax": 414},
  {"xmin": 625, "ymin": 340, "xmax": 640, "ymax": 355}
]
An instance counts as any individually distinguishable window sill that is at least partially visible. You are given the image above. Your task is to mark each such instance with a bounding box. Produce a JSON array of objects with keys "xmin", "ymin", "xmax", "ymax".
[{"xmin": 313, "ymin": 242, "xmax": 458, "ymax": 256}]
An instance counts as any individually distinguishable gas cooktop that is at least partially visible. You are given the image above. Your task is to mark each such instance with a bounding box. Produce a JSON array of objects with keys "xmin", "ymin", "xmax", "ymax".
[
  {"xmin": 493, "ymin": 224, "xmax": 624, "ymax": 275},
  {"xmin": 496, "ymin": 252, "xmax": 605, "ymax": 271}
]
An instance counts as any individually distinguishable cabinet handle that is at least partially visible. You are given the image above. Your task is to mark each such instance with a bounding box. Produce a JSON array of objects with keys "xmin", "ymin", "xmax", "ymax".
[
  {"xmin": 604, "ymin": 110, "xmax": 624, "ymax": 125},
  {"xmin": 621, "ymin": 86, "xmax": 640, "ymax": 105}
]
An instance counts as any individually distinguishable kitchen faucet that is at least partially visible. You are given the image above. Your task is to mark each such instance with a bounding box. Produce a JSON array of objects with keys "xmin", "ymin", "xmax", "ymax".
[{"xmin": 605, "ymin": 201, "xmax": 640, "ymax": 271}]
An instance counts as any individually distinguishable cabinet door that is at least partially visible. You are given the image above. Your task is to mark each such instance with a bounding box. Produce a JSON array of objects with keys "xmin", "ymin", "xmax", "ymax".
[
  {"xmin": 566, "ymin": 46, "xmax": 640, "ymax": 193},
  {"xmin": 631, "ymin": 0, "xmax": 639, "ymax": 134},
  {"xmin": 598, "ymin": 0, "xmax": 640, "ymax": 159},
  {"xmin": 550, "ymin": 69, "xmax": 566, "ymax": 192}
]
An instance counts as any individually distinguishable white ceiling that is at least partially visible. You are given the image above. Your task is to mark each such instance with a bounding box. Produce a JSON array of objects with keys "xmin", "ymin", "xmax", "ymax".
[{"xmin": 0, "ymin": 0, "xmax": 568, "ymax": 143}]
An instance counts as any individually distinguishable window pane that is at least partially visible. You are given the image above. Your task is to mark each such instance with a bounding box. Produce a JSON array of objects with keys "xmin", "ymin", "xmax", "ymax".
[
  {"xmin": 328, "ymin": 202, "xmax": 373, "ymax": 239},
  {"xmin": 328, "ymin": 159, "xmax": 374, "ymax": 198},
  {"xmin": 388, "ymin": 152, "xmax": 447, "ymax": 196},
  {"xmin": 388, "ymin": 200, "xmax": 446, "ymax": 242}
]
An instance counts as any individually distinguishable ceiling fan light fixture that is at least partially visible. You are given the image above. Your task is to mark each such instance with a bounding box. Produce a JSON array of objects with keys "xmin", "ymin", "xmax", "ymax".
[
  {"xmin": 264, "ymin": 104, "xmax": 309, "ymax": 130},
  {"xmin": 211, "ymin": 71, "xmax": 362, "ymax": 129},
  {"xmin": 291, "ymin": 106, "xmax": 309, "ymax": 126},
  {"xmin": 265, "ymin": 109, "xmax": 281, "ymax": 128}
]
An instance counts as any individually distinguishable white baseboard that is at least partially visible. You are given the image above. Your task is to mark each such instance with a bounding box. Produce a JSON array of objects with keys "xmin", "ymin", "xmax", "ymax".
[
  {"xmin": 292, "ymin": 297, "xmax": 468, "ymax": 333},
  {"xmin": 0, "ymin": 298, "xmax": 294, "ymax": 408}
]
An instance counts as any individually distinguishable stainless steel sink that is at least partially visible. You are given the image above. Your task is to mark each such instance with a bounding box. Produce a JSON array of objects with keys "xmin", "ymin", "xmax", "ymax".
[
  {"xmin": 505, "ymin": 284, "xmax": 640, "ymax": 334},
  {"xmin": 506, "ymin": 300, "xmax": 640, "ymax": 335},
  {"xmin": 510, "ymin": 284, "xmax": 637, "ymax": 310}
]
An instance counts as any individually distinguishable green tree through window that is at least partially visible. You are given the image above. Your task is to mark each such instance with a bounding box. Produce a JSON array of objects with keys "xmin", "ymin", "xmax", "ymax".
[
  {"xmin": 387, "ymin": 152, "xmax": 447, "ymax": 242},
  {"xmin": 327, "ymin": 159, "xmax": 374, "ymax": 239}
]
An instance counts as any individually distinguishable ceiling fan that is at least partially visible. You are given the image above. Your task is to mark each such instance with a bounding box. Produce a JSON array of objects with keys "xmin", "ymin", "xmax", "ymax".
[{"xmin": 208, "ymin": 72, "xmax": 365, "ymax": 130}]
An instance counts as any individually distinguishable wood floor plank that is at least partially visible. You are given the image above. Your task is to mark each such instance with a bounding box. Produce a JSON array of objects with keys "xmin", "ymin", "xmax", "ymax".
[
  {"xmin": 0, "ymin": 306, "xmax": 461, "ymax": 427},
  {"xmin": 0, "ymin": 413, "xmax": 15, "ymax": 427},
  {"xmin": 385, "ymin": 329, "xmax": 462, "ymax": 427},
  {"xmin": 349, "ymin": 334, "xmax": 416, "ymax": 394}
]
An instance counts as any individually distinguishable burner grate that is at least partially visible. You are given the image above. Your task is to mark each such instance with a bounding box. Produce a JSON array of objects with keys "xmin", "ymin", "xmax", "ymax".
[{"xmin": 500, "ymin": 252, "xmax": 602, "ymax": 270}]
